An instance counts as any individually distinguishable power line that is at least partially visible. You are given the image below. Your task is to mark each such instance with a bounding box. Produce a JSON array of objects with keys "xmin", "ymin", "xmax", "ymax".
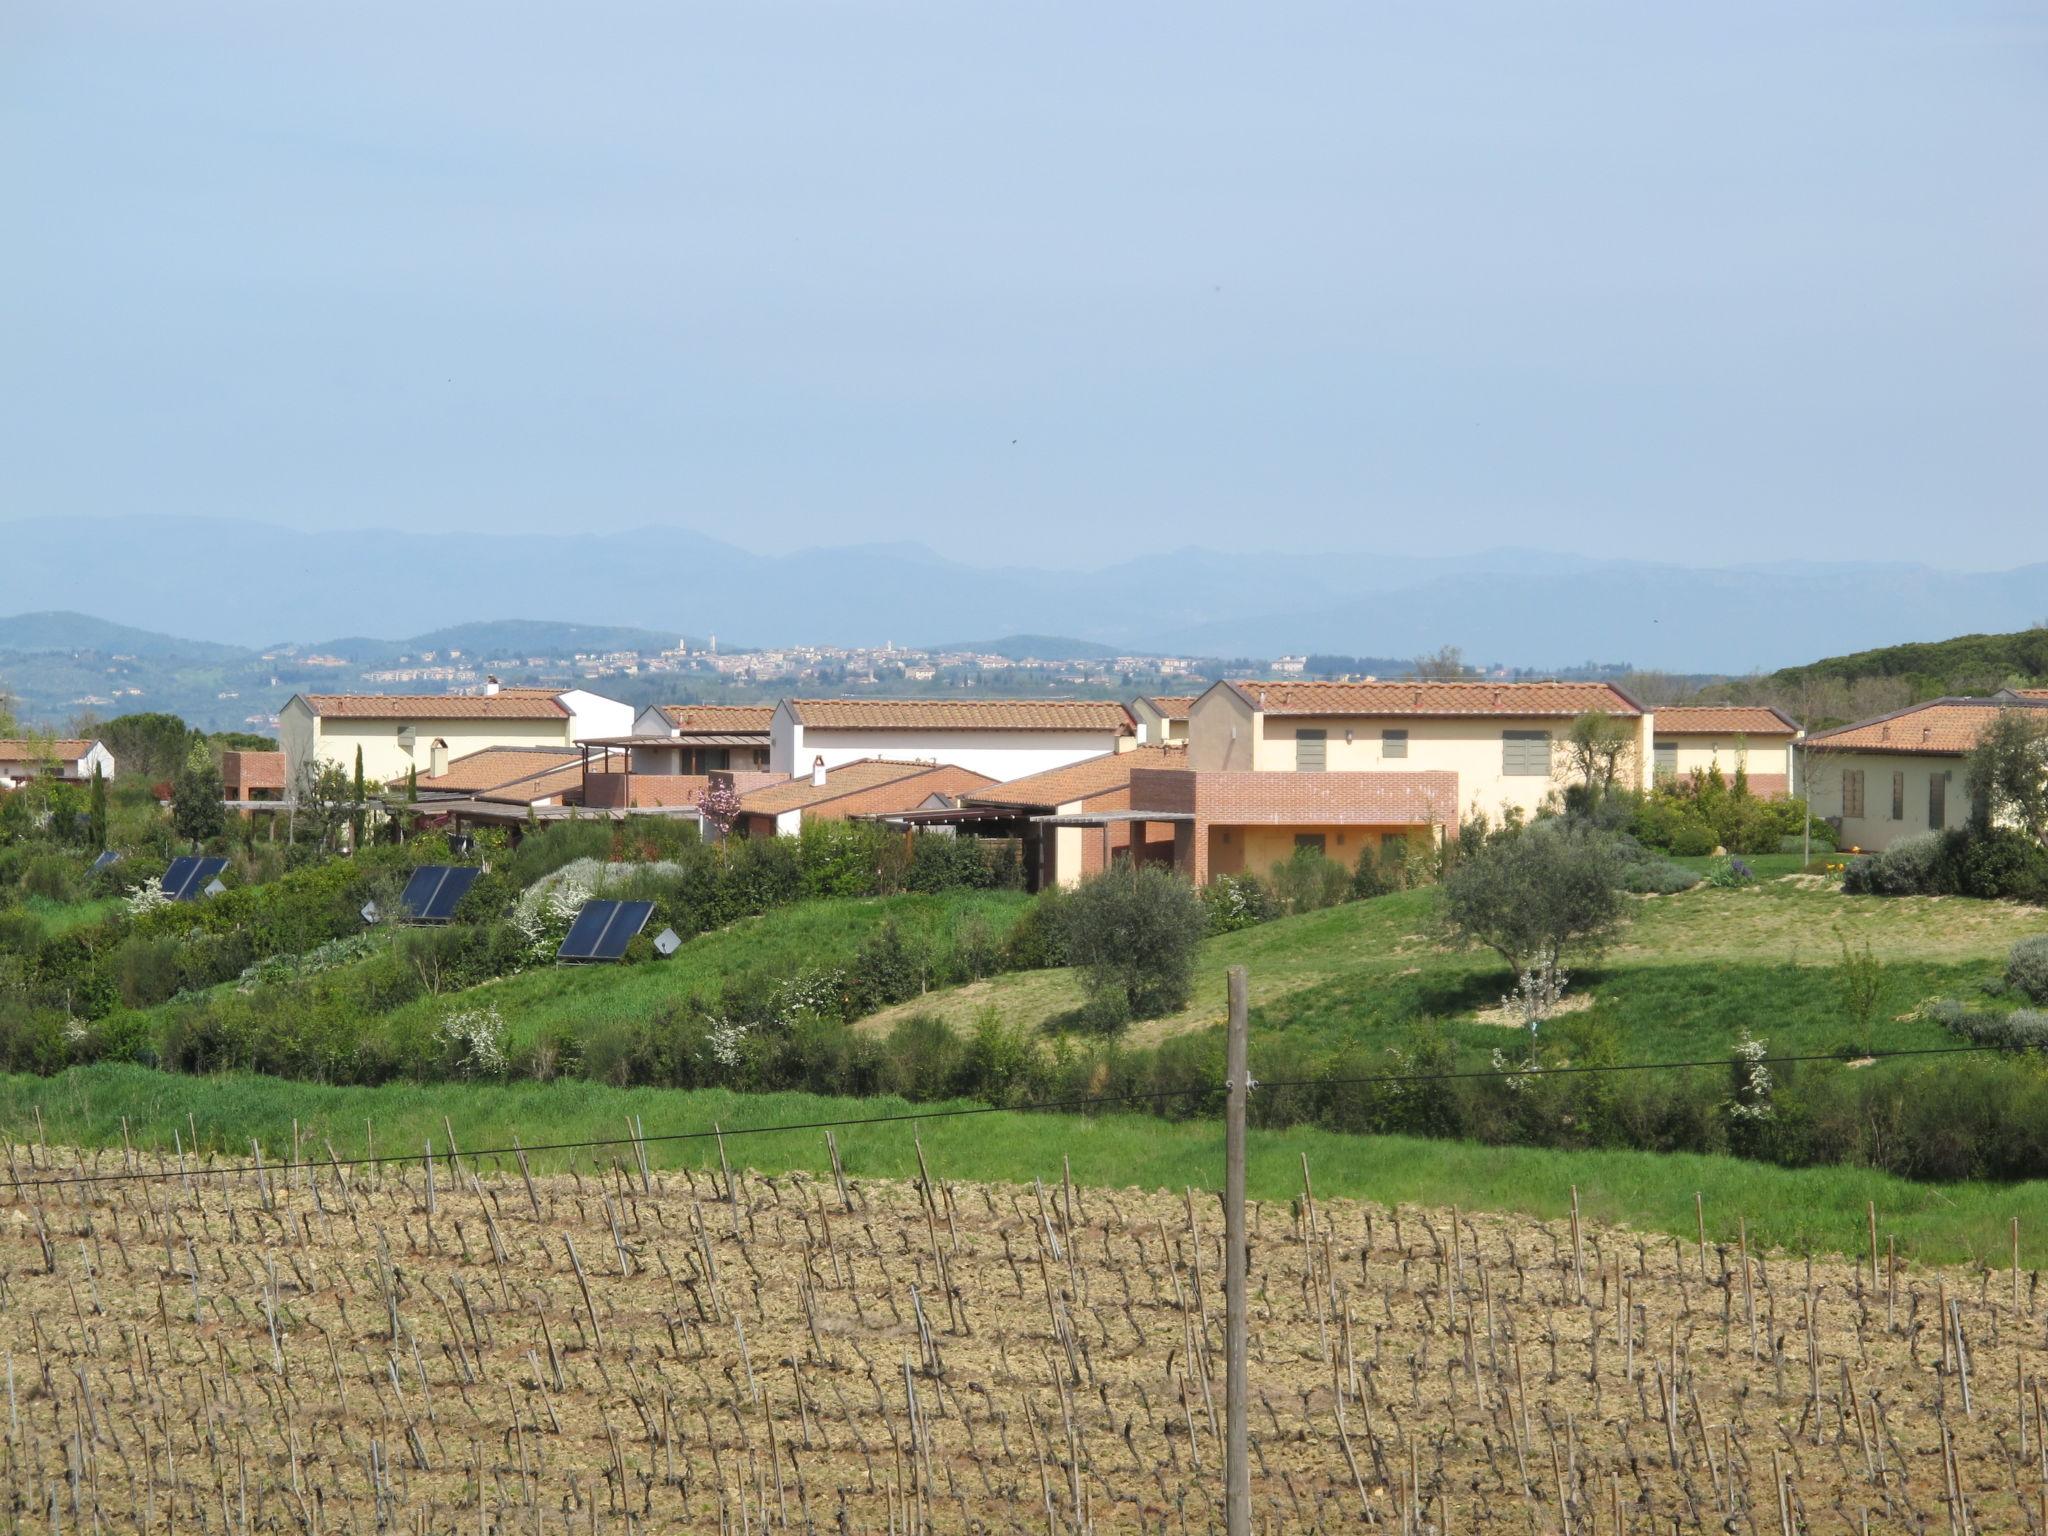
[{"xmin": 0, "ymin": 1041, "xmax": 2005, "ymax": 1193}]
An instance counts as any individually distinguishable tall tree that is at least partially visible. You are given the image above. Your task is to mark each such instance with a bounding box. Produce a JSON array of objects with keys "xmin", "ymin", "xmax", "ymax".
[
  {"xmin": 1411, "ymin": 645, "xmax": 1466, "ymax": 680},
  {"xmin": 1559, "ymin": 710, "xmax": 1638, "ymax": 800},
  {"xmin": 170, "ymin": 741, "xmax": 226, "ymax": 848},
  {"xmin": 88, "ymin": 763, "xmax": 108, "ymax": 852},
  {"xmin": 351, "ymin": 746, "xmax": 367, "ymax": 851},
  {"xmin": 1968, "ymin": 707, "xmax": 2048, "ymax": 845}
]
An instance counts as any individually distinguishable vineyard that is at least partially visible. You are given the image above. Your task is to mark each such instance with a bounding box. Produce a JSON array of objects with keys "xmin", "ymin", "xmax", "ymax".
[{"xmin": 2, "ymin": 1124, "xmax": 2041, "ymax": 1534}]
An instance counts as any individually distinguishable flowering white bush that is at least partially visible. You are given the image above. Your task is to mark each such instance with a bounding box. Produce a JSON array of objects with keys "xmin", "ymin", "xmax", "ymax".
[
  {"xmin": 125, "ymin": 877, "xmax": 170, "ymax": 917},
  {"xmin": 1728, "ymin": 1032, "xmax": 1773, "ymax": 1121},
  {"xmin": 1501, "ymin": 962, "xmax": 1569, "ymax": 1038},
  {"xmin": 511, "ymin": 860, "xmax": 598, "ymax": 959},
  {"xmin": 705, "ymin": 1016, "xmax": 748, "ymax": 1069},
  {"xmin": 773, "ymin": 969, "xmax": 845, "ymax": 1027},
  {"xmin": 438, "ymin": 1004, "xmax": 508, "ymax": 1076}
]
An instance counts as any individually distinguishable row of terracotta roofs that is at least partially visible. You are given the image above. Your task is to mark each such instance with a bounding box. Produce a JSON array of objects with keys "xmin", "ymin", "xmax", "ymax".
[{"xmin": 290, "ymin": 679, "xmax": 1802, "ymax": 731}]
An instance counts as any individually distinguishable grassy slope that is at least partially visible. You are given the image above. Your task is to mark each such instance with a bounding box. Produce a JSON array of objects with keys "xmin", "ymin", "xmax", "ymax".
[
  {"xmin": 6, "ymin": 1063, "xmax": 2045, "ymax": 1266},
  {"xmin": 414, "ymin": 889, "xmax": 1029, "ymax": 1048},
  {"xmin": 858, "ymin": 880, "xmax": 2048, "ymax": 1062},
  {"xmin": 108, "ymin": 889, "xmax": 1029, "ymax": 1050}
]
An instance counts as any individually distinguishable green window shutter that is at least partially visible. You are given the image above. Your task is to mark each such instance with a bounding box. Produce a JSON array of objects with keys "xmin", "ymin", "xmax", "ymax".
[
  {"xmin": 1843, "ymin": 769, "xmax": 1864, "ymax": 819},
  {"xmin": 1929, "ymin": 771, "xmax": 1947, "ymax": 829},
  {"xmin": 1891, "ymin": 772, "xmax": 1904, "ymax": 821},
  {"xmin": 1295, "ymin": 729, "xmax": 1327, "ymax": 772},
  {"xmin": 1653, "ymin": 740, "xmax": 1677, "ymax": 779},
  {"xmin": 1381, "ymin": 729, "xmax": 1408, "ymax": 759},
  {"xmin": 1293, "ymin": 833, "xmax": 1326, "ymax": 855},
  {"xmin": 1503, "ymin": 730, "xmax": 1550, "ymax": 776}
]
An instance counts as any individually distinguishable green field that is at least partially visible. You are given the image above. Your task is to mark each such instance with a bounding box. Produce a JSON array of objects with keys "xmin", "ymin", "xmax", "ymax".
[
  {"xmin": 5, "ymin": 1063, "xmax": 2045, "ymax": 1267},
  {"xmin": 860, "ymin": 877, "xmax": 2048, "ymax": 1059}
]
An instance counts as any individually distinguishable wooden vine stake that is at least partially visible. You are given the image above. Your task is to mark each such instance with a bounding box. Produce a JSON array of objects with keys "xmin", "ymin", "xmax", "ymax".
[{"xmin": 1223, "ymin": 964, "xmax": 1251, "ymax": 1536}]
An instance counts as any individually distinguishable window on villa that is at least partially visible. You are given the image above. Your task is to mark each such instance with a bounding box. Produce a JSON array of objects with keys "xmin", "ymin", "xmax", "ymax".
[
  {"xmin": 1502, "ymin": 730, "xmax": 1551, "ymax": 776},
  {"xmin": 1294, "ymin": 833, "xmax": 1326, "ymax": 856},
  {"xmin": 1381, "ymin": 729, "xmax": 1408, "ymax": 759},
  {"xmin": 1295, "ymin": 729, "xmax": 1327, "ymax": 772},
  {"xmin": 1929, "ymin": 771, "xmax": 1947, "ymax": 828},
  {"xmin": 1653, "ymin": 740, "xmax": 1677, "ymax": 779},
  {"xmin": 1891, "ymin": 772, "xmax": 1904, "ymax": 821},
  {"xmin": 1380, "ymin": 832, "xmax": 1407, "ymax": 854},
  {"xmin": 1842, "ymin": 769, "xmax": 1865, "ymax": 819}
]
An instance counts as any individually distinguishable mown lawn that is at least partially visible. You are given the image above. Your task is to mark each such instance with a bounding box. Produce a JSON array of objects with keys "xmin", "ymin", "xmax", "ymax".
[
  {"xmin": 857, "ymin": 878, "xmax": 2048, "ymax": 1062},
  {"xmin": 7, "ymin": 1062, "xmax": 2047, "ymax": 1268}
]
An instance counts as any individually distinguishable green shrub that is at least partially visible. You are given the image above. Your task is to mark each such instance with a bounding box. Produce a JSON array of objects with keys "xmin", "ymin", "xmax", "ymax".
[
  {"xmin": 1927, "ymin": 997, "xmax": 2048, "ymax": 1051},
  {"xmin": 2008, "ymin": 937, "xmax": 2048, "ymax": 1006},
  {"xmin": 906, "ymin": 832, "xmax": 995, "ymax": 893},
  {"xmin": 1266, "ymin": 848, "xmax": 1350, "ymax": 916},
  {"xmin": 20, "ymin": 854, "xmax": 80, "ymax": 903},
  {"xmin": 1064, "ymin": 865, "xmax": 1206, "ymax": 1023},
  {"xmin": 1201, "ymin": 874, "xmax": 1274, "ymax": 934},
  {"xmin": 1002, "ymin": 886, "xmax": 1074, "ymax": 970}
]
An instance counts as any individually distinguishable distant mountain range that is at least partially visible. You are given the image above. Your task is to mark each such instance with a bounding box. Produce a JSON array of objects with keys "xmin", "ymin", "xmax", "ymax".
[{"xmin": 4, "ymin": 513, "xmax": 2046, "ymax": 673}]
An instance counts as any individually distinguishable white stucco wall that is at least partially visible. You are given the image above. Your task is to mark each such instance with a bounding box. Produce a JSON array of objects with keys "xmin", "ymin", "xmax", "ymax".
[
  {"xmin": 632, "ymin": 705, "xmax": 674, "ymax": 736},
  {"xmin": 557, "ymin": 690, "xmax": 634, "ymax": 743},
  {"xmin": 1807, "ymin": 750, "xmax": 1973, "ymax": 852},
  {"xmin": 770, "ymin": 712, "xmax": 1121, "ymax": 781}
]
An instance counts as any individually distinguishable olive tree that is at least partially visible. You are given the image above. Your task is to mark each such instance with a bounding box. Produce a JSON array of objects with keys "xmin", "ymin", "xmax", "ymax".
[
  {"xmin": 1968, "ymin": 706, "xmax": 2048, "ymax": 845},
  {"xmin": 170, "ymin": 741, "xmax": 226, "ymax": 847},
  {"xmin": 1064, "ymin": 864, "xmax": 1208, "ymax": 1027},
  {"xmin": 1440, "ymin": 821, "xmax": 1627, "ymax": 975}
]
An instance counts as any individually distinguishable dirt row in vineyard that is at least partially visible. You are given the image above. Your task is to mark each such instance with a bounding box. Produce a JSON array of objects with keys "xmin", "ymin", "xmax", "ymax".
[{"xmin": 0, "ymin": 1124, "xmax": 2041, "ymax": 1533}]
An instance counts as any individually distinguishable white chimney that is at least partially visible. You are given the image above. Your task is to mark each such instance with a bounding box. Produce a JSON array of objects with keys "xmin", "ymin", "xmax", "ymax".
[
  {"xmin": 811, "ymin": 755, "xmax": 827, "ymax": 788},
  {"xmin": 430, "ymin": 739, "xmax": 449, "ymax": 777},
  {"xmin": 484, "ymin": 676, "xmax": 501, "ymax": 697}
]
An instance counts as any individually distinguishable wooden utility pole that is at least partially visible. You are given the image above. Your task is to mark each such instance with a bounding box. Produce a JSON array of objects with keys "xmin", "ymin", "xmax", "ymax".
[{"xmin": 1224, "ymin": 964, "xmax": 1251, "ymax": 1536}]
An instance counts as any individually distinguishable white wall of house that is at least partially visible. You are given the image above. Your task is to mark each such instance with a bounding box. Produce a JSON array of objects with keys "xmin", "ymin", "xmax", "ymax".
[
  {"xmin": 0, "ymin": 743, "xmax": 114, "ymax": 784},
  {"xmin": 558, "ymin": 690, "xmax": 634, "ymax": 743},
  {"xmin": 1807, "ymin": 750, "xmax": 1973, "ymax": 852},
  {"xmin": 770, "ymin": 708, "xmax": 1121, "ymax": 781},
  {"xmin": 631, "ymin": 705, "xmax": 673, "ymax": 736}
]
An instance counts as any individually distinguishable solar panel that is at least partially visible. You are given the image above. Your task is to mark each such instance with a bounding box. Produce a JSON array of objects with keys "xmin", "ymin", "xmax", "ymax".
[
  {"xmin": 398, "ymin": 866, "xmax": 482, "ymax": 923},
  {"xmin": 556, "ymin": 900, "xmax": 655, "ymax": 962},
  {"xmin": 91, "ymin": 850, "xmax": 123, "ymax": 873},
  {"xmin": 162, "ymin": 857, "xmax": 228, "ymax": 902}
]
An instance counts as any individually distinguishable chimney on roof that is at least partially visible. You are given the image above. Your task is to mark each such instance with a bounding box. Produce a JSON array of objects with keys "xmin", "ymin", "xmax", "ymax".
[
  {"xmin": 430, "ymin": 739, "xmax": 449, "ymax": 777},
  {"xmin": 811, "ymin": 755, "xmax": 827, "ymax": 788},
  {"xmin": 484, "ymin": 676, "xmax": 501, "ymax": 697},
  {"xmin": 1923, "ymin": 725, "xmax": 1933, "ymax": 743}
]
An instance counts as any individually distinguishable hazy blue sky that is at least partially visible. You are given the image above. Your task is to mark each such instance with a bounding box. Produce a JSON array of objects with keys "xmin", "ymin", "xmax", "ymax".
[{"xmin": 3, "ymin": 3, "xmax": 2042, "ymax": 567}]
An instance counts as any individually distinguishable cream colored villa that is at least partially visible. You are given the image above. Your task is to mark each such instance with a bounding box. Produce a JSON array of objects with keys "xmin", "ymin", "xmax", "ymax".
[
  {"xmin": 1805, "ymin": 696, "xmax": 2048, "ymax": 852},
  {"xmin": 1015, "ymin": 679, "xmax": 1657, "ymax": 885},
  {"xmin": 279, "ymin": 681, "xmax": 631, "ymax": 789},
  {"xmin": 1651, "ymin": 705, "xmax": 1802, "ymax": 796}
]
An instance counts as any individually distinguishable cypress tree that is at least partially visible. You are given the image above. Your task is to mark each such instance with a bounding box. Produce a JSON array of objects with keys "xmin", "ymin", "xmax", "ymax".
[
  {"xmin": 351, "ymin": 746, "xmax": 366, "ymax": 850},
  {"xmin": 88, "ymin": 762, "xmax": 107, "ymax": 852}
]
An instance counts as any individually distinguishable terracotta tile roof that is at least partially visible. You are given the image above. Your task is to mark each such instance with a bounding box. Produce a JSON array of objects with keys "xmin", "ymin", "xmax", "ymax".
[
  {"xmin": 1222, "ymin": 680, "xmax": 1643, "ymax": 718},
  {"xmin": 1140, "ymin": 695, "xmax": 1199, "ymax": 720},
  {"xmin": 785, "ymin": 699, "xmax": 1134, "ymax": 732},
  {"xmin": 2010, "ymin": 689, "xmax": 2048, "ymax": 701},
  {"xmin": 964, "ymin": 745, "xmax": 1188, "ymax": 809},
  {"xmin": 737, "ymin": 759, "xmax": 941, "ymax": 815},
  {"xmin": 302, "ymin": 692, "xmax": 568, "ymax": 720},
  {"xmin": 0, "ymin": 739, "xmax": 99, "ymax": 760},
  {"xmin": 1807, "ymin": 697, "xmax": 2048, "ymax": 756},
  {"xmin": 656, "ymin": 704, "xmax": 774, "ymax": 733},
  {"xmin": 1652, "ymin": 706, "xmax": 1800, "ymax": 736},
  {"xmin": 399, "ymin": 747, "xmax": 583, "ymax": 798}
]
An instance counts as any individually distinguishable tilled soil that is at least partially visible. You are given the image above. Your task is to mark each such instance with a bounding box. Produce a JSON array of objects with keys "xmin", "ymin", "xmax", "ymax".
[{"xmin": 0, "ymin": 1134, "xmax": 2037, "ymax": 1532}]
